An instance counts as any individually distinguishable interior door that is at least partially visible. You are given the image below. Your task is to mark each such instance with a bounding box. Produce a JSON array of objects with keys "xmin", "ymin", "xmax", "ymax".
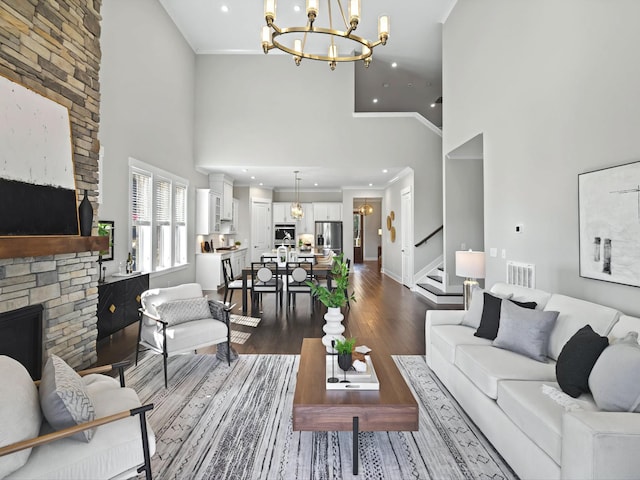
[
  {"xmin": 251, "ymin": 200, "xmax": 271, "ymax": 263},
  {"xmin": 401, "ymin": 187, "xmax": 413, "ymax": 287}
]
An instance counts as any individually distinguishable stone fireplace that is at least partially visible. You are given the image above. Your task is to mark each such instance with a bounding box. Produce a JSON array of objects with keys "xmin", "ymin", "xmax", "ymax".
[{"xmin": 0, "ymin": 1, "xmax": 104, "ymax": 369}]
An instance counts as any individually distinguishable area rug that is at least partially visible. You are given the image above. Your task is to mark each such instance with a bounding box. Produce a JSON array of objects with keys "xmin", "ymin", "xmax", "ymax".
[
  {"xmin": 230, "ymin": 330, "xmax": 251, "ymax": 344},
  {"xmin": 230, "ymin": 313, "xmax": 262, "ymax": 328},
  {"xmin": 128, "ymin": 353, "xmax": 517, "ymax": 480}
]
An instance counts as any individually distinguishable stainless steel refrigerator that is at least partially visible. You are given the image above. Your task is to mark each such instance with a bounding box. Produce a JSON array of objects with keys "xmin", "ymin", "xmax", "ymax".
[{"xmin": 315, "ymin": 221, "xmax": 343, "ymax": 255}]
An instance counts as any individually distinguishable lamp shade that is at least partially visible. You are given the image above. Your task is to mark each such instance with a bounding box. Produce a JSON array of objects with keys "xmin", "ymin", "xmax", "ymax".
[{"xmin": 455, "ymin": 250, "xmax": 485, "ymax": 279}]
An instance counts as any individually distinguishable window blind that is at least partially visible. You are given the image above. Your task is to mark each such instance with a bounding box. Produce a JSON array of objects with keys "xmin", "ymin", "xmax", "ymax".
[
  {"xmin": 131, "ymin": 171, "xmax": 152, "ymax": 225},
  {"xmin": 174, "ymin": 184, "xmax": 187, "ymax": 225},
  {"xmin": 155, "ymin": 178, "xmax": 171, "ymax": 226}
]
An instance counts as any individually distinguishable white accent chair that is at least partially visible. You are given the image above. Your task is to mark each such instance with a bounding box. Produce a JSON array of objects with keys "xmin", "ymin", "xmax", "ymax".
[{"xmin": 137, "ymin": 283, "xmax": 231, "ymax": 388}]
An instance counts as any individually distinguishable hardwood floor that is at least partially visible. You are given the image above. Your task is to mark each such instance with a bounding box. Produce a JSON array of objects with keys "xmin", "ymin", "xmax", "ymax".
[{"xmin": 96, "ymin": 261, "xmax": 460, "ymax": 365}]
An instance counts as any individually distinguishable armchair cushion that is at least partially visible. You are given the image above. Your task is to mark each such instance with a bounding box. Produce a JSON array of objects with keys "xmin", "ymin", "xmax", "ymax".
[
  {"xmin": 0, "ymin": 356, "xmax": 41, "ymax": 478},
  {"xmin": 154, "ymin": 296, "xmax": 212, "ymax": 326},
  {"xmin": 39, "ymin": 355, "xmax": 96, "ymax": 443}
]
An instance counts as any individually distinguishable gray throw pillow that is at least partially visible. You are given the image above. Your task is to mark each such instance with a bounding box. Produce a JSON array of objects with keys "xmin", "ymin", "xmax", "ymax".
[
  {"xmin": 492, "ymin": 300, "xmax": 559, "ymax": 362},
  {"xmin": 155, "ymin": 296, "xmax": 212, "ymax": 326},
  {"xmin": 39, "ymin": 355, "xmax": 96, "ymax": 442},
  {"xmin": 589, "ymin": 335, "xmax": 640, "ymax": 412}
]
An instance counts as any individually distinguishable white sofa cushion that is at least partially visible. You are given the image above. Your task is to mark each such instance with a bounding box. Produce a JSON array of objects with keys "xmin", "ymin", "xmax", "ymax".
[
  {"xmin": 544, "ymin": 294, "xmax": 620, "ymax": 361},
  {"xmin": 140, "ymin": 283, "xmax": 204, "ymax": 317},
  {"xmin": 490, "ymin": 282, "xmax": 552, "ymax": 309},
  {"xmin": 141, "ymin": 317, "xmax": 228, "ymax": 354},
  {"xmin": 608, "ymin": 315, "xmax": 640, "ymax": 343},
  {"xmin": 455, "ymin": 345, "xmax": 556, "ymax": 399},
  {"xmin": 431, "ymin": 325, "xmax": 492, "ymax": 364},
  {"xmin": 497, "ymin": 380, "xmax": 598, "ymax": 464},
  {"xmin": 7, "ymin": 382, "xmax": 156, "ymax": 480},
  {"xmin": 154, "ymin": 296, "xmax": 212, "ymax": 326},
  {"xmin": 0, "ymin": 356, "xmax": 41, "ymax": 478}
]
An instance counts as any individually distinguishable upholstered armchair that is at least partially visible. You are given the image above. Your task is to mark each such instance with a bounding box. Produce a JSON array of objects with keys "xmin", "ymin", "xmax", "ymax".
[{"xmin": 137, "ymin": 283, "xmax": 231, "ymax": 388}]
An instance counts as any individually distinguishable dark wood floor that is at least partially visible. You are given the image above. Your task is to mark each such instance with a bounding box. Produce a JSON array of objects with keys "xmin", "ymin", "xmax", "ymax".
[{"xmin": 96, "ymin": 261, "xmax": 460, "ymax": 365}]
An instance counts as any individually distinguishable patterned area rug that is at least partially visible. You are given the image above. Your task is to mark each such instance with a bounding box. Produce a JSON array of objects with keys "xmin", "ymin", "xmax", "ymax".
[
  {"xmin": 129, "ymin": 354, "xmax": 517, "ymax": 480},
  {"xmin": 230, "ymin": 314, "xmax": 262, "ymax": 328}
]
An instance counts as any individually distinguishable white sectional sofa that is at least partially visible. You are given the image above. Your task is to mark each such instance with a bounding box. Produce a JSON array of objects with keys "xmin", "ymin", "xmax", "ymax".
[{"xmin": 425, "ymin": 282, "xmax": 640, "ymax": 480}]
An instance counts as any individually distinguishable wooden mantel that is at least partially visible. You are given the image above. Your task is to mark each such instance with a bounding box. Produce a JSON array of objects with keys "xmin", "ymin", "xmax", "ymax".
[{"xmin": 0, "ymin": 236, "xmax": 108, "ymax": 260}]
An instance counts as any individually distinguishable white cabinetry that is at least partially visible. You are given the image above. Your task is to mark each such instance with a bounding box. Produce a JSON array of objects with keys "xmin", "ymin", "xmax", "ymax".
[
  {"xmin": 272, "ymin": 202, "xmax": 296, "ymax": 223},
  {"xmin": 220, "ymin": 198, "xmax": 240, "ymax": 234},
  {"xmin": 297, "ymin": 203, "xmax": 314, "ymax": 234},
  {"xmin": 195, "ymin": 248, "xmax": 248, "ymax": 290},
  {"xmin": 196, "ymin": 189, "xmax": 221, "ymax": 234},
  {"xmin": 313, "ymin": 202, "xmax": 342, "ymax": 221},
  {"xmin": 210, "ymin": 173, "xmax": 234, "ymax": 221}
]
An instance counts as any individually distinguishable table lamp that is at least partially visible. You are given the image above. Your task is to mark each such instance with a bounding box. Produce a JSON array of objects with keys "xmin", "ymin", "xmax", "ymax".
[{"xmin": 455, "ymin": 250, "xmax": 486, "ymax": 310}]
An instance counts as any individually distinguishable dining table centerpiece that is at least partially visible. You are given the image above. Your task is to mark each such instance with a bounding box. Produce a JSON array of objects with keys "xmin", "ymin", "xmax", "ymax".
[{"xmin": 308, "ymin": 253, "xmax": 356, "ymax": 353}]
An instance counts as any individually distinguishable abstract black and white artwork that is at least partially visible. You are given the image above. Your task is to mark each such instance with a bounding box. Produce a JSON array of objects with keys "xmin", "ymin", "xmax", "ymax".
[
  {"xmin": 0, "ymin": 74, "xmax": 77, "ymax": 236},
  {"xmin": 579, "ymin": 161, "xmax": 640, "ymax": 287}
]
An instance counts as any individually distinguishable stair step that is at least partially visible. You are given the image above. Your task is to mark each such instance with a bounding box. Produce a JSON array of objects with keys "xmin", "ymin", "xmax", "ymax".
[
  {"xmin": 427, "ymin": 274, "xmax": 442, "ymax": 284},
  {"xmin": 417, "ymin": 284, "xmax": 462, "ymax": 297}
]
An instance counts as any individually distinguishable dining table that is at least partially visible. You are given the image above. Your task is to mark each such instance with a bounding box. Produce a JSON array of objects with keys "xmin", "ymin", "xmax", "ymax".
[{"xmin": 241, "ymin": 262, "xmax": 334, "ymax": 315}]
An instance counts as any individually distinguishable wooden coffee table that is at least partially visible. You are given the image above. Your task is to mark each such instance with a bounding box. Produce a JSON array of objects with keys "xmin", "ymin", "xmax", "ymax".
[{"xmin": 293, "ymin": 338, "xmax": 418, "ymax": 475}]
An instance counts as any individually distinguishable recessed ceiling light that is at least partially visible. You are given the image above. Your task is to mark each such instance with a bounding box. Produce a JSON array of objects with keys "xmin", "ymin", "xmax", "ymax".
[
  {"xmin": 430, "ymin": 102, "xmax": 436, "ymax": 108},
  {"xmin": 250, "ymin": 175, "xmax": 256, "ymax": 179},
  {"xmin": 294, "ymin": 5, "xmax": 301, "ymax": 12},
  {"xmin": 242, "ymin": 168, "xmax": 248, "ymax": 173},
  {"xmin": 372, "ymin": 98, "xmax": 378, "ymax": 103},
  {"xmin": 407, "ymin": 82, "xmax": 413, "ymax": 88},
  {"xmin": 259, "ymin": 182, "xmax": 264, "ymax": 186},
  {"xmin": 382, "ymin": 82, "xmax": 389, "ymax": 88},
  {"xmin": 221, "ymin": 5, "xmax": 229, "ymax": 12},
  {"xmin": 391, "ymin": 62, "xmax": 397, "ymax": 68},
  {"xmin": 314, "ymin": 182, "xmax": 318, "ymax": 186},
  {"xmin": 382, "ymin": 169, "xmax": 388, "ymax": 173},
  {"xmin": 369, "ymin": 183, "xmax": 373, "ymax": 187}
]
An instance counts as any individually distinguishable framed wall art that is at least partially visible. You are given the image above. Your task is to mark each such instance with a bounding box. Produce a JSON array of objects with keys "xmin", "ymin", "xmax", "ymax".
[{"xmin": 578, "ymin": 160, "xmax": 640, "ymax": 287}]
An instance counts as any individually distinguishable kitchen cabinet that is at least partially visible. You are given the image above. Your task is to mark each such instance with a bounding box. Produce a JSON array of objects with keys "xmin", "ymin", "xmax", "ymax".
[
  {"xmin": 296, "ymin": 203, "xmax": 314, "ymax": 234},
  {"xmin": 97, "ymin": 273, "xmax": 149, "ymax": 340},
  {"xmin": 196, "ymin": 189, "xmax": 221, "ymax": 234},
  {"xmin": 195, "ymin": 248, "xmax": 248, "ymax": 290},
  {"xmin": 272, "ymin": 202, "xmax": 297, "ymax": 224},
  {"xmin": 210, "ymin": 173, "xmax": 234, "ymax": 221},
  {"xmin": 221, "ymin": 198, "xmax": 239, "ymax": 234},
  {"xmin": 313, "ymin": 202, "xmax": 342, "ymax": 221}
]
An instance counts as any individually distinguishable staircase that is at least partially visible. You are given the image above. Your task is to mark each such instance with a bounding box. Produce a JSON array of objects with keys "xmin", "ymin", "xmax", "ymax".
[{"xmin": 415, "ymin": 265, "xmax": 463, "ymax": 305}]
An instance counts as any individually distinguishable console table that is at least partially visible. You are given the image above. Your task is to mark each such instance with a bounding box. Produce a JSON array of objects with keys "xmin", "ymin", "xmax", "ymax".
[{"xmin": 97, "ymin": 273, "xmax": 149, "ymax": 340}]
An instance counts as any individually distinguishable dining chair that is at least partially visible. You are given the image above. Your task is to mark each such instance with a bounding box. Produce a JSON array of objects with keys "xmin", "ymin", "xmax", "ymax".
[
  {"xmin": 222, "ymin": 257, "xmax": 250, "ymax": 305},
  {"xmin": 286, "ymin": 261, "xmax": 315, "ymax": 311},
  {"xmin": 251, "ymin": 261, "xmax": 284, "ymax": 312}
]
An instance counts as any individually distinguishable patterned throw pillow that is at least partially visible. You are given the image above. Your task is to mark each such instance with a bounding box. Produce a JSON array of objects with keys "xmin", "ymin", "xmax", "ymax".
[
  {"xmin": 155, "ymin": 296, "xmax": 212, "ymax": 326},
  {"xmin": 39, "ymin": 355, "xmax": 96, "ymax": 442}
]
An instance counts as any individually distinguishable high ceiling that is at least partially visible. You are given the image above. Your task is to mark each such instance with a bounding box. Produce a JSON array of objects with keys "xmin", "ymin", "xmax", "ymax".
[{"xmin": 157, "ymin": 0, "xmax": 455, "ymax": 190}]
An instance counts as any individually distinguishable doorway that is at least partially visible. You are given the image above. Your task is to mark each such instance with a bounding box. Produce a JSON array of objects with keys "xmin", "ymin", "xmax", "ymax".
[{"xmin": 353, "ymin": 212, "xmax": 364, "ymax": 263}]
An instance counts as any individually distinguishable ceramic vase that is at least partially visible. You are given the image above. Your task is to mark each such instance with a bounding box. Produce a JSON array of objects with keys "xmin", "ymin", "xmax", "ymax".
[
  {"xmin": 322, "ymin": 306, "xmax": 345, "ymax": 353},
  {"xmin": 78, "ymin": 189, "xmax": 93, "ymax": 237}
]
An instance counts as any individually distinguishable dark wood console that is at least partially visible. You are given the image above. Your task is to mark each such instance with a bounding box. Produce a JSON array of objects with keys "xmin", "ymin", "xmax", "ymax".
[{"xmin": 97, "ymin": 274, "xmax": 149, "ymax": 340}]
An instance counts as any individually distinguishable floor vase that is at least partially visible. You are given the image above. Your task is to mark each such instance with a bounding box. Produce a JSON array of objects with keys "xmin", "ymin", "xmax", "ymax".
[{"xmin": 322, "ymin": 307, "xmax": 345, "ymax": 353}]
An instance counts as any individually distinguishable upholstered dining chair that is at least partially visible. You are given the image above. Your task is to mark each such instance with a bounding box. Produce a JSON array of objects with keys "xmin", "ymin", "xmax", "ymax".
[
  {"xmin": 222, "ymin": 257, "xmax": 250, "ymax": 305},
  {"xmin": 137, "ymin": 283, "xmax": 231, "ymax": 387},
  {"xmin": 286, "ymin": 261, "xmax": 315, "ymax": 311},
  {"xmin": 251, "ymin": 261, "xmax": 284, "ymax": 312}
]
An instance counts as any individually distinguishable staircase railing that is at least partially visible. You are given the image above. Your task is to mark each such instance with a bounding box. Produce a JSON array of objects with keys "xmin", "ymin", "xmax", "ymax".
[{"xmin": 414, "ymin": 225, "xmax": 443, "ymax": 248}]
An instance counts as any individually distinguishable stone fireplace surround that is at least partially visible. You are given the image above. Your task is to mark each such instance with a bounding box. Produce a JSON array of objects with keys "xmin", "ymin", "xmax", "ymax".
[{"xmin": 0, "ymin": 0, "xmax": 104, "ymax": 369}]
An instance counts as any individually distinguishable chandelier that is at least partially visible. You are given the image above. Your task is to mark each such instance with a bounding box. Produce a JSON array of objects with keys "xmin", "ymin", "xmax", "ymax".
[
  {"xmin": 358, "ymin": 198, "xmax": 373, "ymax": 216},
  {"xmin": 262, "ymin": 0, "xmax": 390, "ymax": 71},
  {"xmin": 291, "ymin": 171, "xmax": 304, "ymax": 220}
]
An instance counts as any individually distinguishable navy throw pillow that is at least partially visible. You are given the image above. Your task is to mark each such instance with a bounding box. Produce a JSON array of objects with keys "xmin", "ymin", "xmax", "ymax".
[{"xmin": 556, "ymin": 325, "xmax": 609, "ymax": 398}]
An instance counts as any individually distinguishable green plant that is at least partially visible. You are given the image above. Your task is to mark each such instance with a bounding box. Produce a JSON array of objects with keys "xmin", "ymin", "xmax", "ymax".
[
  {"xmin": 307, "ymin": 253, "xmax": 356, "ymax": 308},
  {"xmin": 334, "ymin": 337, "xmax": 356, "ymax": 355},
  {"xmin": 235, "ymin": 241, "xmax": 241, "ymax": 246}
]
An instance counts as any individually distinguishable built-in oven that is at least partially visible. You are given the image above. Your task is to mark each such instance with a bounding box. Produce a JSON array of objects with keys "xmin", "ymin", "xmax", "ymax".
[{"xmin": 274, "ymin": 224, "xmax": 296, "ymax": 246}]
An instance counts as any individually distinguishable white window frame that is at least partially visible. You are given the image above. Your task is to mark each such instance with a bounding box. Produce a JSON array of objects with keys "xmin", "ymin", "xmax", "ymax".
[{"xmin": 129, "ymin": 157, "xmax": 189, "ymax": 274}]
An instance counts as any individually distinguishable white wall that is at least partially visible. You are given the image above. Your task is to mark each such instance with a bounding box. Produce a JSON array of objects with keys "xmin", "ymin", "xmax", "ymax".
[
  {"xmin": 195, "ymin": 54, "xmax": 443, "ymax": 276},
  {"xmin": 444, "ymin": 0, "xmax": 640, "ymax": 315},
  {"xmin": 100, "ymin": 0, "xmax": 208, "ymax": 287}
]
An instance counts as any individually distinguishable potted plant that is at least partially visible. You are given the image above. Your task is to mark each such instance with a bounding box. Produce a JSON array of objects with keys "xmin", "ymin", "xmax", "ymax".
[
  {"xmin": 334, "ymin": 337, "xmax": 356, "ymax": 382},
  {"xmin": 308, "ymin": 253, "xmax": 356, "ymax": 352},
  {"xmin": 307, "ymin": 253, "xmax": 355, "ymax": 309}
]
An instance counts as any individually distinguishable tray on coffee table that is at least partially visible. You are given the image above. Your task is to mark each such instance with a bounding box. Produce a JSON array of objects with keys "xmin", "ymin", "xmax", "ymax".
[{"xmin": 325, "ymin": 355, "xmax": 380, "ymax": 390}]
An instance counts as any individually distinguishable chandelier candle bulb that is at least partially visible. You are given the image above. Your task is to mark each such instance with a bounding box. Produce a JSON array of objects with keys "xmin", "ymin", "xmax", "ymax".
[
  {"xmin": 265, "ymin": 0, "xmax": 276, "ymax": 24},
  {"xmin": 307, "ymin": 0, "xmax": 318, "ymax": 21},
  {"xmin": 349, "ymin": 0, "xmax": 360, "ymax": 26},
  {"xmin": 261, "ymin": 26, "xmax": 272, "ymax": 53},
  {"xmin": 378, "ymin": 15, "xmax": 390, "ymax": 44}
]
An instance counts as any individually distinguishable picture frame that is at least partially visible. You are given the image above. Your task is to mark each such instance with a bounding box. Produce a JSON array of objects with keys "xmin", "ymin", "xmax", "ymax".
[
  {"xmin": 578, "ymin": 160, "xmax": 640, "ymax": 287},
  {"xmin": 97, "ymin": 220, "xmax": 114, "ymax": 261}
]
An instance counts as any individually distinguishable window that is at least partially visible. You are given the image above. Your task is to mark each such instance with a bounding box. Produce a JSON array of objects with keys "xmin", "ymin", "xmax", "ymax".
[{"xmin": 129, "ymin": 159, "xmax": 188, "ymax": 273}]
